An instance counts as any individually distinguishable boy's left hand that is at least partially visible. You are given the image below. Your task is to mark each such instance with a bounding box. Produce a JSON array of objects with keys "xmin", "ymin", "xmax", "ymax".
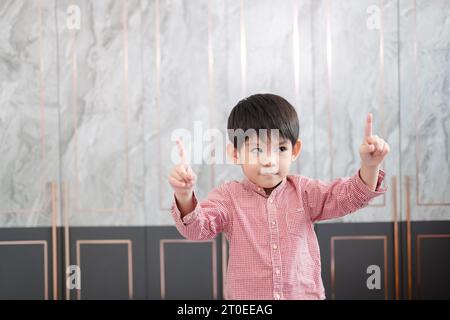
[{"xmin": 359, "ymin": 113, "xmax": 390, "ymax": 167}]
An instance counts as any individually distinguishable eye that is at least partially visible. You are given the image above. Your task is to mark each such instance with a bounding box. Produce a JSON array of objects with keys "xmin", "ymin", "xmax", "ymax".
[
  {"xmin": 251, "ymin": 147, "xmax": 263, "ymax": 154},
  {"xmin": 279, "ymin": 146, "xmax": 287, "ymax": 152}
]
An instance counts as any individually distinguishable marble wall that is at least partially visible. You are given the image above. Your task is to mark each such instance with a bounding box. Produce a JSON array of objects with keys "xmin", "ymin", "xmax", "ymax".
[{"xmin": 0, "ymin": 0, "xmax": 449, "ymax": 227}]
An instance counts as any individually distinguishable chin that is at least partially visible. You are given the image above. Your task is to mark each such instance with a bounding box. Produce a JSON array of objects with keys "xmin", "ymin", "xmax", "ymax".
[{"xmin": 258, "ymin": 175, "xmax": 282, "ymax": 187}]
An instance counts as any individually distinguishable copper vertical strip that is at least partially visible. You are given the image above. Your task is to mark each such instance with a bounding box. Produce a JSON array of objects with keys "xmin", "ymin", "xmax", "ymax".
[
  {"xmin": 413, "ymin": 0, "xmax": 421, "ymax": 208},
  {"xmin": 292, "ymin": 0, "xmax": 302, "ymax": 175},
  {"xmin": 51, "ymin": 181, "xmax": 58, "ymax": 300},
  {"xmin": 75, "ymin": 239, "xmax": 81, "ymax": 300},
  {"xmin": 240, "ymin": 0, "xmax": 246, "ymax": 97},
  {"xmin": 383, "ymin": 236, "xmax": 388, "ymax": 300},
  {"xmin": 160, "ymin": 239, "xmax": 218, "ymax": 300},
  {"xmin": 76, "ymin": 240, "xmax": 133, "ymax": 300},
  {"xmin": 122, "ymin": 0, "xmax": 131, "ymax": 210},
  {"xmin": 159, "ymin": 239, "xmax": 165, "ymax": 299},
  {"xmin": 416, "ymin": 234, "xmax": 421, "ymax": 298},
  {"xmin": 37, "ymin": 0, "xmax": 49, "ymax": 223},
  {"xmin": 377, "ymin": 0, "xmax": 388, "ymax": 206},
  {"xmin": 156, "ymin": 0, "xmax": 164, "ymax": 210},
  {"xmin": 405, "ymin": 175, "xmax": 412, "ymax": 299},
  {"xmin": 207, "ymin": 0, "xmax": 216, "ymax": 188},
  {"xmin": 330, "ymin": 235, "xmax": 336, "ymax": 300},
  {"xmin": 325, "ymin": 0, "xmax": 333, "ymax": 180},
  {"xmin": 293, "ymin": 0, "xmax": 300, "ymax": 103},
  {"xmin": 391, "ymin": 176, "xmax": 399, "ymax": 299},
  {"xmin": 63, "ymin": 183, "xmax": 70, "ymax": 300},
  {"xmin": 0, "ymin": 241, "xmax": 49, "ymax": 300},
  {"xmin": 128, "ymin": 240, "xmax": 133, "ymax": 299},
  {"xmin": 379, "ymin": 0, "xmax": 385, "ymax": 138},
  {"xmin": 71, "ymin": 5, "xmax": 80, "ymax": 214},
  {"xmin": 37, "ymin": 0, "xmax": 45, "ymax": 162}
]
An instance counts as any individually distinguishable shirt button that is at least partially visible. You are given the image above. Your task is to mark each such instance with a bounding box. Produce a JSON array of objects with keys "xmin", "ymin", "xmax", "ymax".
[
  {"xmin": 269, "ymin": 199, "xmax": 273, "ymax": 203},
  {"xmin": 257, "ymin": 187, "xmax": 261, "ymax": 191},
  {"xmin": 274, "ymin": 293, "xmax": 281, "ymax": 300},
  {"xmin": 272, "ymin": 220, "xmax": 276, "ymax": 226},
  {"xmin": 275, "ymin": 268, "xmax": 280, "ymax": 275},
  {"xmin": 273, "ymin": 244, "xmax": 278, "ymax": 250}
]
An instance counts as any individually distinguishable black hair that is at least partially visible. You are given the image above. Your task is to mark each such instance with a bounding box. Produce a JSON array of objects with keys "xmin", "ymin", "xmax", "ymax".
[{"xmin": 227, "ymin": 93, "xmax": 299, "ymax": 150}]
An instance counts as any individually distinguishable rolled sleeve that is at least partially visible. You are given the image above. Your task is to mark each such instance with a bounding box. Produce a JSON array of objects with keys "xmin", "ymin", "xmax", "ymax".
[{"xmin": 351, "ymin": 168, "xmax": 387, "ymax": 204}]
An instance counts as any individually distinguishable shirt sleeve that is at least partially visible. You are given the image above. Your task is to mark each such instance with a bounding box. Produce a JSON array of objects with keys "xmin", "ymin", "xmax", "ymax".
[
  {"xmin": 300, "ymin": 169, "xmax": 387, "ymax": 222},
  {"xmin": 170, "ymin": 183, "xmax": 232, "ymax": 240}
]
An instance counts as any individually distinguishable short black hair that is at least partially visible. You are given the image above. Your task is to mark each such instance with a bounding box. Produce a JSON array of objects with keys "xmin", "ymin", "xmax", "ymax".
[{"xmin": 227, "ymin": 93, "xmax": 299, "ymax": 150}]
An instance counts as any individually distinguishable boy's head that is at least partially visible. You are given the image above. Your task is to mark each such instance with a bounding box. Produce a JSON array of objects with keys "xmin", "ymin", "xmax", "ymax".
[{"xmin": 226, "ymin": 93, "xmax": 302, "ymax": 190}]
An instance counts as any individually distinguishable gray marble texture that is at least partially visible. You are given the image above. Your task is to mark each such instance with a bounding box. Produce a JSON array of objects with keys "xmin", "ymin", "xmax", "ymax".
[{"xmin": 0, "ymin": 0, "xmax": 448, "ymax": 227}]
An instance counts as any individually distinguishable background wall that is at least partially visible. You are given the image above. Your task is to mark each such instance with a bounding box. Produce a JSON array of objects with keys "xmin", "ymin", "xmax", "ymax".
[{"xmin": 0, "ymin": 0, "xmax": 449, "ymax": 299}]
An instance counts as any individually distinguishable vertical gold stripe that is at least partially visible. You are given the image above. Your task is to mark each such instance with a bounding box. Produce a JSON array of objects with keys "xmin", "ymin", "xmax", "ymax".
[
  {"xmin": 156, "ymin": 0, "xmax": 163, "ymax": 210},
  {"xmin": 63, "ymin": 183, "xmax": 70, "ymax": 300},
  {"xmin": 325, "ymin": 0, "xmax": 333, "ymax": 180},
  {"xmin": 51, "ymin": 181, "xmax": 58, "ymax": 300},
  {"xmin": 122, "ymin": 0, "xmax": 131, "ymax": 210},
  {"xmin": 391, "ymin": 176, "xmax": 399, "ymax": 299},
  {"xmin": 405, "ymin": 175, "xmax": 412, "ymax": 299},
  {"xmin": 207, "ymin": 0, "xmax": 216, "ymax": 187},
  {"xmin": 240, "ymin": 0, "xmax": 246, "ymax": 97}
]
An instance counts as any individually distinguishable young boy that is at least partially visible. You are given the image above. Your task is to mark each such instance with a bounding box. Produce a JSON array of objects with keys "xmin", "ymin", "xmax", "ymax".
[{"xmin": 168, "ymin": 93, "xmax": 389, "ymax": 300}]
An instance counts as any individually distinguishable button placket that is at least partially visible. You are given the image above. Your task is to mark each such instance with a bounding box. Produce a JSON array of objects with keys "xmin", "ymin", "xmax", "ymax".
[{"xmin": 267, "ymin": 198, "xmax": 283, "ymax": 299}]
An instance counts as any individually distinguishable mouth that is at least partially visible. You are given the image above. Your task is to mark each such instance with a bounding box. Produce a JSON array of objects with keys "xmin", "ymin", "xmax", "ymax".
[{"xmin": 260, "ymin": 167, "xmax": 279, "ymax": 175}]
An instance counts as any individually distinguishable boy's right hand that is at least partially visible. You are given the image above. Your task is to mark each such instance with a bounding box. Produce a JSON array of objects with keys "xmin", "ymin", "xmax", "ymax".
[{"xmin": 169, "ymin": 139, "xmax": 197, "ymax": 201}]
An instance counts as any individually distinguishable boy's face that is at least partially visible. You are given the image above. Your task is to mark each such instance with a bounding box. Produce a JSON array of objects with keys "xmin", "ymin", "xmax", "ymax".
[{"xmin": 227, "ymin": 134, "xmax": 302, "ymax": 190}]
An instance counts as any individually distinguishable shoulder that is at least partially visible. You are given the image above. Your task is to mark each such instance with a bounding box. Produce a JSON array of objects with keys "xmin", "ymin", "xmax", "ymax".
[
  {"xmin": 286, "ymin": 174, "xmax": 312, "ymax": 187},
  {"xmin": 208, "ymin": 180, "xmax": 243, "ymax": 197}
]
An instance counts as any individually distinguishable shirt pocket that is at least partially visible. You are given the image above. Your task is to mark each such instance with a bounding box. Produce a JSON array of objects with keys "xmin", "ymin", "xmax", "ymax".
[{"xmin": 285, "ymin": 207, "xmax": 307, "ymax": 236}]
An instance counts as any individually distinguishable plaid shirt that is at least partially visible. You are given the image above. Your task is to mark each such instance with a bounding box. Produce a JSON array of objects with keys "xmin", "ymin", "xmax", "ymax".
[{"xmin": 171, "ymin": 169, "xmax": 386, "ymax": 300}]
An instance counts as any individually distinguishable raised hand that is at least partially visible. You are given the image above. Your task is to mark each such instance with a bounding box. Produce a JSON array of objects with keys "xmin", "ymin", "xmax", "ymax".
[
  {"xmin": 359, "ymin": 113, "xmax": 390, "ymax": 168},
  {"xmin": 168, "ymin": 139, "xmax": 197, "ymax": 199}
]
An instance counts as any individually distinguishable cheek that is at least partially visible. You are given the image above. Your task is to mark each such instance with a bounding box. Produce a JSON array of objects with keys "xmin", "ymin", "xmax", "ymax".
[
  {"xmin": 278, "ymin": 155, "xmax": 293, "ymax": 169},
  {"xmin": 242, "ymin": 164, "xmax": 259, "ymax": 176}
]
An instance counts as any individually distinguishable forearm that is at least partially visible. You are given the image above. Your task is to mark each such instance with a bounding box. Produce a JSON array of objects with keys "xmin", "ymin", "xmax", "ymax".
[
  {"xmin": 171, "ymin": 187, "xmax": 230, "ymax": 240},
  {"xmin": 359, "ymin": 164, "xmax": 381, "ymax": 191},
  {"xmin": 174, "ymin": 192, "xmax": 196, "ymax": 218}
]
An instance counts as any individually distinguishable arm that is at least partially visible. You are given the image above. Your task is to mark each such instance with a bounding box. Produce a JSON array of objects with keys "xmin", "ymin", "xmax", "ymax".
[
  {"xmin": 171, "ymin": 185, "xmax": 232, "ymax": 240},
  {"xmin": 302, "ymin": 113, "xmax": 390, "ymax": 222},
  {"xmin": 169, "ymin": 139, "xmax": 231, "ymax": 240},
  {"xmin": 301, "ymin": 168, "xmax": 386, "ymax": 222}
]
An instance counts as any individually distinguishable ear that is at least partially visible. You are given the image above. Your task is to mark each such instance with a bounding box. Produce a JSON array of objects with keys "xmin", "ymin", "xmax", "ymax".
[
  {"xmin": 291, "ymin": 139, "xmax": 302, "ymax": 161},
  {"xmin": 226, "ymin": 143, "xmax": 239, "ymax": 164}
]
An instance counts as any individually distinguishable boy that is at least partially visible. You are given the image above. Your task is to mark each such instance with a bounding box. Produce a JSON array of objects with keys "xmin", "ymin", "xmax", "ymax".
[{"xmin": 168, "ymin": 93, "xmax": 389, "ymax": 300}]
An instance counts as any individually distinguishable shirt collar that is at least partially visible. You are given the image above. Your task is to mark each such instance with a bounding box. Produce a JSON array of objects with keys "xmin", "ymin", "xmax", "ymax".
[{"xmin": 241, "ymin": 176, "xmax": 288, "ymax": 198}]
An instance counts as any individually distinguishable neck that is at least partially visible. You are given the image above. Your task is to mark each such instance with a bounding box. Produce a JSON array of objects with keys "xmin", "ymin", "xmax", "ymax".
[{"xmin": 263, "ymin": 180, "xmax": 283, "ymax": 196}]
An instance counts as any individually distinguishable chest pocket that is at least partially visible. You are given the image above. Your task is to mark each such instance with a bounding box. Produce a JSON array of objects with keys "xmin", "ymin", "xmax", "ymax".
[{"xmin": 286, "ymin": 208, "xmax": 308, "ymax": 236}]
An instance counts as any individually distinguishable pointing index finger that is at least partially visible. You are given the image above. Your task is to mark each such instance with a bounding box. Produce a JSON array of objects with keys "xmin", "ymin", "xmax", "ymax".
[
  {"xmin": 365, "ymin": 113, "xmax": 373, "ymax": 138},
  {"xmin": 176, "ymin": 138, "xmax": 188, "ymax": 168}
]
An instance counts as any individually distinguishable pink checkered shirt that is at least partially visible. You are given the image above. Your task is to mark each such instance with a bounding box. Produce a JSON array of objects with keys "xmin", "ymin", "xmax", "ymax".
[{"xmin": 171, "ymin": 169, "xmax": 386, "ymax": 300}]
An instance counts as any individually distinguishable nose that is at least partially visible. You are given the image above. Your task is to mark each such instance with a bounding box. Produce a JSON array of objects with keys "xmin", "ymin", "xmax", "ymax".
[{"xmin": 260, "ymin": 152, "xmax": 277, "ymax": 167}]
